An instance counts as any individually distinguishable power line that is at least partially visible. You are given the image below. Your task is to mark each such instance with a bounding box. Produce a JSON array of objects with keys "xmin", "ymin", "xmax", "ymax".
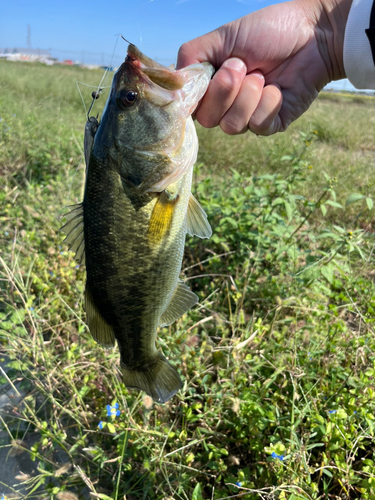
[
  {"xmin": 49, "ymin": 47, "xmax": 114, "ymax": 57},
  {"xmin": 48, "ymin": 47, "xmax": 171, "ymax": 63}
]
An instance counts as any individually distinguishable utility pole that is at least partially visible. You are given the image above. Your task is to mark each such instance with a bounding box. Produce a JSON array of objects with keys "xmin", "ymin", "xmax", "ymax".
[{"xmin": 27, "ymin": 25, "xmax": 31, "ymax": 48}]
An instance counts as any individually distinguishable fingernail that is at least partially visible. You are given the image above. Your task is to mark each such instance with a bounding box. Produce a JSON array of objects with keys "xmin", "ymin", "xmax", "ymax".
[
  {"xmin": 249, "ymin": 71, "xmax": 264, "ymax": 80},
  {"xmin": 223, "ymin": 58, "xmax": 246, "ymax": 72}
]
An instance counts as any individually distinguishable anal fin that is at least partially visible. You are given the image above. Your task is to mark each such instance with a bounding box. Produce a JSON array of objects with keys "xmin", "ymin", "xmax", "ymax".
[
  {"xmin": 159, "ymin": 281, "xmax": 198, "ymax": 327},
  {"xmin": 85, "ymin": 286, "xmax": 115, "ymax": 348},
  {"xmin": 187, "ymin": 194, "xmax": 212, "ymax": 239}
]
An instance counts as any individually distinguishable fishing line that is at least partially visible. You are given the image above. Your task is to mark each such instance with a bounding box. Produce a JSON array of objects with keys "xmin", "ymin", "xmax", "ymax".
[
  {"xmin": 75, "ymin": 33, "xmax": 123, "ymax": 119},
  {"xmin": 75, "ymin": 81, "xmax": 111, "ymax": 117},
  {"xmin": 85, "ymin": 33, "xmax": 123, "ymax": 119},
  {"xmin": 138, "ymin": 25, "xmax": 143, "ymax": 47},
  {"xmin": 65, "ymin": 34, "xmax": 126, "ymax": 207},
  {"xmin": 65, "ymin": 81, "xmax": 108, "ymax": 203}
]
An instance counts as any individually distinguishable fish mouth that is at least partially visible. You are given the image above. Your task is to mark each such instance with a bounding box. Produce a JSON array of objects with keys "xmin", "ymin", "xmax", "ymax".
[
  {"xmin": 126, "ymin": 44, "xmax": 165, "ymax": 70},
  {"xmin": 125, "ymin": 44, "xmax": 185, "ymax": 91}
]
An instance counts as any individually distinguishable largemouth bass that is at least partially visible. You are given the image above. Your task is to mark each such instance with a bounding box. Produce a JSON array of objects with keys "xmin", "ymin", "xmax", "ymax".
[{"xmin": 61, "ymin": 45, "xmax": 214, "ymax": 403}]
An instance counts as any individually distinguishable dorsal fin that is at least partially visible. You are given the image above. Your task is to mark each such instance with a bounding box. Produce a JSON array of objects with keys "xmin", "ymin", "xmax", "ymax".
[
  {"xmin": 186, "ymin": 194, "xmax": 212, "ymax": 239},
  {"xmin": 85, "ymin": 286, "xmax": 115, "ymax": 348},
  {"xmin": 59, "ymin": 203, "xmax": 85, "ymax": 265},
  {"xmin": 159, "ymin": 281, "xmax": 198, "ymax": 327},
  {"xmin": 84, "ymin": 117, "xmax": 99, "ymax": 168}
]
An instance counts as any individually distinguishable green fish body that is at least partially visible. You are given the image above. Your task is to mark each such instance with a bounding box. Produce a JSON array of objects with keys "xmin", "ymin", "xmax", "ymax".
[{"xmin": 61, "ymin": 45, "xmax": 214, "ymax": 403}]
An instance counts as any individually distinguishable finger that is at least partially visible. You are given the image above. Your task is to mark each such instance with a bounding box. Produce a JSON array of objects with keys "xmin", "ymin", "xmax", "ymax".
[
  {"xmin": 248, "ymin": 84, "xmax": 283, "ymax": 136},
  {"xmin": 194, "ymin": 58, "xmax": 247, "ymax": 129},
  {"xmin": 177, "ymin": 41, "xmax": 199, "ymax": 68},
  {"xmin": 219, "ymin": 71, "xmax": 265, "ymax": 135},
  {"xmin": 176, "ymin": 31, "xmax": 223, "ymax": 69}
]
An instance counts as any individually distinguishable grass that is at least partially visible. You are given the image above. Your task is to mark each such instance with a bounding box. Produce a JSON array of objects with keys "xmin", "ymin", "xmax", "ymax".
[{"xmin": 1, "ymin": 60, "xmax": 375, "ymax": 499}]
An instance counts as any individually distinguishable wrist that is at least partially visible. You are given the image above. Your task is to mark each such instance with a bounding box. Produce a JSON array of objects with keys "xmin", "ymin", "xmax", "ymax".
[{"xmin": 297, "ymin": 0, "xmax": 353, "ymax": 80}]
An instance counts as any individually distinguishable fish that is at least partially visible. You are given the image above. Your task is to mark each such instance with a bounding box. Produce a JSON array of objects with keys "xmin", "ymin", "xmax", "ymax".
[{"xmin": 60, "ymin": 44, "xmax": 214, "ymax": 403}]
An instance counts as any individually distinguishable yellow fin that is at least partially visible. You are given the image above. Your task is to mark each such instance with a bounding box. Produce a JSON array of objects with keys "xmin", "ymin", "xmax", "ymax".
[
  {"xmin": 85, "ymin": 286, "xmax": 115, "ymax": 348},
  {"xmin": 148, "ymin": 192, "xmax": 178, "ymax": 245},
  {"xmin": 59, "ymin": 203, "xmax": 85, "ymax": 265},
  {"xmin": 186, "ymin": 194, "xmax": 212, "ymax": 239},
  {"xmin": 159, "ymin": 281, "xmax": 198, "ymax": 327}
]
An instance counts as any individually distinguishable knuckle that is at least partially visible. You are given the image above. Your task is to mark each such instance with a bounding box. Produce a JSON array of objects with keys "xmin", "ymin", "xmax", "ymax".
[
  {"xmin": 196, "ymin": 110, "xmax": 218, "ymax": 129},
  {"xmin": 176, "ymin": 42, "xmax": 194, "ymax": 67},
  {"xmin": 177, "ymin": 42, "xmax": 190, "ymax": 58},
  {"xmin": 214, "ymin": 70, "xmax": 242, "ymax": 95},
  {"xmin": 266, "ymin": 86, "xmax": 283, "ymax": 107},
  {"xmin": 220, "ymin": 116, "xmax": 244, "ymax": 135},
  {"xmin": 249, "ymin": 87, "xmax": 283, "ymax": 136},
  {"xmin": 249, "ymin": 116, "xmax": 273, "ymax": 136},
  {"xmin": 248, "ymin": 80, "xmax": 263, "ymax": 94}
]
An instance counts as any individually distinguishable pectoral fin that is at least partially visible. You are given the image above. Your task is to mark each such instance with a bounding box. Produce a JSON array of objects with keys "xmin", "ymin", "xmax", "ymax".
[
  {"xmin": 159, "ymin": 281, "xmax": 198, "ymax": 327},
  {"xmin": 186, "ymin": 194, "xmax": 212, "ymax": 239},
  {"xmin": 148, "ymin": 192, "xmax": 178, "ymax": 245},
  {"xmin": 85, "ymin": 286, "xmax": 115, "ymax": 348},
  {"xmin": 59, "ymin": 203, "xmax": 85, "ymax": 264}
]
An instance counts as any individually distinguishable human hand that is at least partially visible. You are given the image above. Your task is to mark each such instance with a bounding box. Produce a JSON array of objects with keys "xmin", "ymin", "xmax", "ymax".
[{"xmin": 177, "ymin": 0, "xmax": 352, "ymax": 136}]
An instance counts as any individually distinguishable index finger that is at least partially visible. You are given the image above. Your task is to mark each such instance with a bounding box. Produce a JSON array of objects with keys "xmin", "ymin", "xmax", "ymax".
[{"xmin": 176, "ymin": 31, "xmax": 224, "ymax": 69}]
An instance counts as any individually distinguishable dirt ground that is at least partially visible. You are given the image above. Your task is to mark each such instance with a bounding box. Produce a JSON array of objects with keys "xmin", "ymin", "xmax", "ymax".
[{"xmin": 0, "ymin": 362, "xmax": 38, "ymax": 498}]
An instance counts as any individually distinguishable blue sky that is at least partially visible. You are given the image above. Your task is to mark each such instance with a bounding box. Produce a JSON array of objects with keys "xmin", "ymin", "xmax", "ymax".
[
  {"xmin": 1, "ymin": 0, "xmax": 367, "ymax": 92},
  {"xmin": 1, "ymin": 0, "xmax": 285, "ymax": 66}
]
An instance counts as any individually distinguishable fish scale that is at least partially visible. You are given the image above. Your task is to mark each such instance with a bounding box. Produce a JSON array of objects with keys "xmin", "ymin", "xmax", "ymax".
[{"xmin": 60, "ymin": 44, "xmax": 214, "ymax": 403}]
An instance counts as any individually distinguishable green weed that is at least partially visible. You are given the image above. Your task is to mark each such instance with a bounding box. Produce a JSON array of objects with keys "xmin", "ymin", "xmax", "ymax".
[{"xmin": 1, "ymin": 62, "xmax": 375, "ymax": 499}]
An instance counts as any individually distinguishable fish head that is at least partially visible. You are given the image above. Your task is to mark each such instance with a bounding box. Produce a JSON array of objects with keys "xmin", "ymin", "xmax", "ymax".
[
  {"xmin": 96, "ymin": 44, "xmax": 214, "ymax": 191},
  {"xmin": 103, "ymin": 44, "xmax": 213, "ymax": 146}
]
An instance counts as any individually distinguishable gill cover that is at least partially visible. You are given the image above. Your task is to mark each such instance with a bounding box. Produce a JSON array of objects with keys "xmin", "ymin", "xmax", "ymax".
[{"xmin": 122, "ymin": 44, "xmax": 214, "ymax": 192}]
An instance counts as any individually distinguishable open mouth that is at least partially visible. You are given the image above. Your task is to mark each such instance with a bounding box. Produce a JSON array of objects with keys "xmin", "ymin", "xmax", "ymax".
[{"xmin": 125, "ymin": 44, "xmax": 185, "ymax": 91}]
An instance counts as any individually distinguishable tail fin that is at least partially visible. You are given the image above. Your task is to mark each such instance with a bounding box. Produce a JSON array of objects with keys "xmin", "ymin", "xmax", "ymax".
[{"xmin": 120, "ymin": 353, "xmax": 182, "ymax": 403}]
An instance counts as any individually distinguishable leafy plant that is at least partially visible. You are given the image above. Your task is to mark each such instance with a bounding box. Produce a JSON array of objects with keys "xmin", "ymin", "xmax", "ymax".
[{"xmin": 1, "ymin": 63, "xmax": 375, "ymax": 499}]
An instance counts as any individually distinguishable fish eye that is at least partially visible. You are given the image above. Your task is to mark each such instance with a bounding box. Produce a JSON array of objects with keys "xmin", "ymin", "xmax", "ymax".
[{"xmin": 116, "ymin": 89, "xmax": 138, "ymax": 109}]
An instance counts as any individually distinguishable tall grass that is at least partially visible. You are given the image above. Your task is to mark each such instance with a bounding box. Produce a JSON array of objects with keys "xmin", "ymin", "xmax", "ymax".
[{"xmin": 1, "ymin": 61, "xmax": 375, "ymax": 499}]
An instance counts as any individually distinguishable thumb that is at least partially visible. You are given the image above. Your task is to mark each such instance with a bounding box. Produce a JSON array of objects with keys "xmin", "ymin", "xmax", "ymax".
[{"xmin": 176, "ymin": 30, "xmax": 224, "ymax": 70}]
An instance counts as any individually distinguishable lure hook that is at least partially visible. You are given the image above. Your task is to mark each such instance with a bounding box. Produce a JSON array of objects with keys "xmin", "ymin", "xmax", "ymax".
[
  {"xmin": 87, "ymin": 89, "xmax": 102, "ymax": 120},
  {"xmin": 120, "ymin": 35, "xmax": 133, "ymax": 45}
]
